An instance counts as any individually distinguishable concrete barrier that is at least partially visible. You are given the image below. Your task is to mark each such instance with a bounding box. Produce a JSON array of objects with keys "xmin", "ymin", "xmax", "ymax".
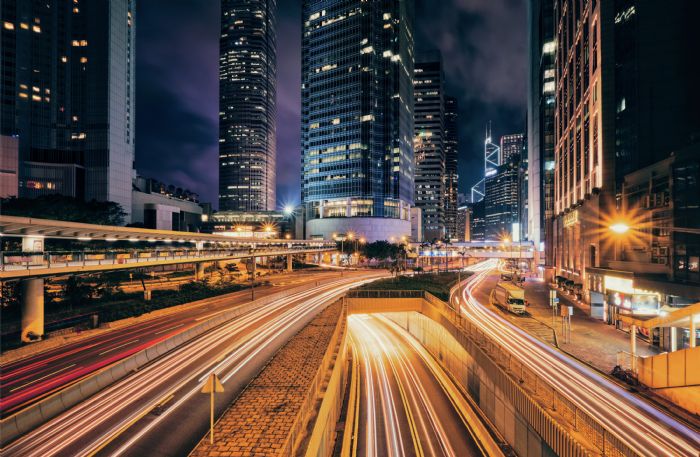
[
  {"xmin": 0, "ymin": 279, "xmax": 338, "ymax": 446},
  {"xmin": 304, "ymin": 304, "xmax": 349, "ymax": 457}
]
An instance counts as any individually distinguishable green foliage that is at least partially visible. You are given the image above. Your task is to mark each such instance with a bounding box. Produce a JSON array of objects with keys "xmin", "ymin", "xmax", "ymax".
[
  {"xmin": 1, "ymin": 195, "xmax": 126, "ymax": 225},
  {"xmin": 361, "ymin": 241, "xmax": 402, "ymax": 259},
  {"xmin": 355, "ymin": 272, "xmax": 467, "ymax": 301}
]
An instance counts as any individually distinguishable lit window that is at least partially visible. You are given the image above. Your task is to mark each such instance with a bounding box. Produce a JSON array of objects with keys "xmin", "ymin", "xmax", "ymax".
[
  {"xmin": 61, "ymin": 56, "xmax": 68, "ymax": 63},
  {"xmin": 3, "ymin": 22, "xmax": 14, "ymax": 30},
  {"xmin": 19, "ymin": 92, "xmax": 28, "ymax": 99},
  {"xmin": 73, "ymin": 7, "xmax": 79, "ymax": 13},
  {"xmin": 20, "ymin": 23, "xmax": 29, "ymax": 30},
  {"xmin": 332, "ymin": 118, "xmax": 341, "ymax": 125},
  {"xmin": 542, "ymin": 41, "xmax": 556, "ymax": 54},
  {"xmin": 360, "ymin": 114, "xmax": 374, "ymax": 122},
  {"xmin": 32, "ymin": 86, "xmax": 40, "ymax": 92},
  {"xmin": 32, "ymin": 25, "xmax": 41, "ymax": 33},
  {"xmin": 360, "ymin": 46, "xmax": 374, "ymax": 54},
  {"xmin": 32, "ymin": 94, "xmax": 41, "ymax": 102},
  {"xmin": 19, "ymin": 84, "xmax": 27, "ymax": 89},
  {"xmin": 80, "ymin": 57, "xmax": 87, "ymax": 63}
]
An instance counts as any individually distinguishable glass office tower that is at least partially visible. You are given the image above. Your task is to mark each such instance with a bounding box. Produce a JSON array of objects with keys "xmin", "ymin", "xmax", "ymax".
[
  {"xmin": 414, "ymin": 53, "xmax": 445, "ymax": 242},
  {"xmin": 1, "ymin": 0, "xmax": 136, "ymax": 217},
  {"xmin": 301, "ymin": 0, "xmax": 415, "ymax": 242},
  {"xmin": 219, "ymin": 0, "xmax": 277, "ymax": 211}
]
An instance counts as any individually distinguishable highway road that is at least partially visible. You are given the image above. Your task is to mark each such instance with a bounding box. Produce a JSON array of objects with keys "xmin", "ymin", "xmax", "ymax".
[
  {"xmin": 458, "ymin": 260, "xmax": 700, "ymax": 457},
  {"xmin": 0, "ymin": 270, "xmax": 347, "ymax": 417},
  {"xmin": 2, "ymin": 271, "xmax": 385, "ymax": 456},
  {"xmin": 348, "ymin": 314, "xmax": 490, "ymax": 457}
]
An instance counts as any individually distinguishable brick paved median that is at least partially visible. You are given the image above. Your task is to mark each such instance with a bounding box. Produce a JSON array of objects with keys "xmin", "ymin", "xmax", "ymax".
[{"xmin": 190, "ymin": 300, "xmax": 344, "ymax": 457}]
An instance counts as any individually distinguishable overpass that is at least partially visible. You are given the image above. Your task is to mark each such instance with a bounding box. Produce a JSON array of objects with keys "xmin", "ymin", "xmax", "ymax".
[{"xmin": 0, "ymin": 216, "xmax": 336, "ymax": 341}]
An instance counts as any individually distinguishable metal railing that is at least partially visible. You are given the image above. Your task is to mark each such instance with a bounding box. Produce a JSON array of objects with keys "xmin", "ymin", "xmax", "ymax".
[
  {"xmin": 346, "ymin": 289, "xmax": 424, "ymax": 299},
  {"xmin": 0, "ymin": 247, "xmax": 331, "ymax": 272},
  {"xmin": 445, "ymin": 282, "xmax": 639, "ymax": 456}
]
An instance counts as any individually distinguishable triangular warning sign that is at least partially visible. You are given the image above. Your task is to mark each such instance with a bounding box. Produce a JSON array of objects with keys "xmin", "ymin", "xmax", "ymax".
[{"xmin": 201, "ymin": 373, "xmax": 224, "ymax": 393}]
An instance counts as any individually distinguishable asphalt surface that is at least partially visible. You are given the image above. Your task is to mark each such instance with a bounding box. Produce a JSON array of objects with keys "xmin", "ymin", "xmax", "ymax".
[
  {"xmin": 461, "ymin": 260, "xmax": 700, "ymax": 457},
  {"xmin": 349, "ymin": 314, "xmax": 484, "ymax": 457},
  {"xmin": 0, "ymin": 270, "xmax": 343, "ymax": 417},
  {"xmin": 2, "ymin": 271, "xmax": 385, "ymax": 456}
]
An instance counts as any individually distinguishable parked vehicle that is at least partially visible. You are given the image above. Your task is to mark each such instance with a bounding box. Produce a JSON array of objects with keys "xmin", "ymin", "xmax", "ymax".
[{"xmin": 491, "ymin": 281, "xmax": 527, "ymax": 314}]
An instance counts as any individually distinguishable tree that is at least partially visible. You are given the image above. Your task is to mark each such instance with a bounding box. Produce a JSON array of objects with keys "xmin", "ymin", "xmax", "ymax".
[{"xmin": 1, "ymin": 195, "xmax": 126, "ymax": 225}]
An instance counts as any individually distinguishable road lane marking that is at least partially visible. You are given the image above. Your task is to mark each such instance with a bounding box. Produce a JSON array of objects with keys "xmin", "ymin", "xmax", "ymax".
[
  {"xmin": 98, "ymin": 339, "xmax": 139, "ymax": 356},
  {"xmin": 154, "ymin": 323, "xmax": 185, "ymax": 335},
  {"xmin": 9, "ymin": 364, "xmax": 77, "ymax": 392}
]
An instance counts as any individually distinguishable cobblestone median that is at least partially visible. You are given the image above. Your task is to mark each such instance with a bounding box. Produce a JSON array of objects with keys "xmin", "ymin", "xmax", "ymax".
[{"xmin": 190, "ymin": 300, "xmax": 344, "ymax": 457}]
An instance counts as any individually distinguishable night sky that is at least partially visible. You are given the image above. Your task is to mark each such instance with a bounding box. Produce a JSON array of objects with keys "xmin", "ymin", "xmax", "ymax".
[{"xmin": 135, "ymin": 0, "xmax": 526, "ymax": 208}]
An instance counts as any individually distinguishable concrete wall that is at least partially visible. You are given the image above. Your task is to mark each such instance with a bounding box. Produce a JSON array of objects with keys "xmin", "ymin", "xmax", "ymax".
[
  {"xmin": 306, "ymin": 217, "xmax": 410, "ymax": 243},
  {"xmin": 636, "ymin": 346, "xmax": 700, "ymax": 415}
]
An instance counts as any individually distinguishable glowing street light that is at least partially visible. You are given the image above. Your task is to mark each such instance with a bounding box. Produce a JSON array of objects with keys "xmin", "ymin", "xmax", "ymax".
[
  {"xmin": 610, "ymin": 222, "xmax": 630, "ymax": 234},
  {"xmin": 283, "ymin": 205, "xmax": 294, "ymax": 216}
]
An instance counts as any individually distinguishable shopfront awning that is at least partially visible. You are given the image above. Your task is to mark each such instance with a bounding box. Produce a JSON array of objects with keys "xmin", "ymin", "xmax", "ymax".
[{"xmin": 618, "ymin": 302, "xmax": 700, "ymax": 329}]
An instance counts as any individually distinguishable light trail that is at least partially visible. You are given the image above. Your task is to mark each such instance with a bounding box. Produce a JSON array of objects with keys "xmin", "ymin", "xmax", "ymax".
[
  {"xmin": 349, "ymin": 315, "xmax": 484, "ymax": 457},
  {"xmin": 458, "ymin": 260, "xmax": 700, "ymax": 457},
  {"xmin": 2, "ymin": 274, "xmax": 384, "ymax": 457}
]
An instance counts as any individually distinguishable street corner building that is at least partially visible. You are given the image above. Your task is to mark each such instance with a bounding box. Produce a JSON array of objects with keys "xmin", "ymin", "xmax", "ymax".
[{"xmin": 301, "ymin": 0, "xmax": 415, "ymax": 242}]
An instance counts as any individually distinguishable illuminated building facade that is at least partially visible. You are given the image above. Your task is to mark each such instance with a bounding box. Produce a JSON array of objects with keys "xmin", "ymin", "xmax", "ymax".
[
  {"xmin": 1, "ymin": 0, "xmax": 136, "ymax": 217},
  {"xmin": 444, "ymin": 96, "xmax": 459, "ymax": 240},
  {"xmin": 219, "ymin": 0, "xmax": 277, "ymax": 212},
  {"xmin": 552, "ymin": 0, "xmax": 700, "ymax": 313},
  {"xmin": 301, "ymin": 0, "xmax": 415, "ymax": 242}
]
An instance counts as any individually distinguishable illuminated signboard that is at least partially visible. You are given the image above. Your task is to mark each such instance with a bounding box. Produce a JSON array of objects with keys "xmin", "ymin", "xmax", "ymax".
[
  {"xmin": 563, "ymin": 210, "xmax": 579, "ymax": 228},
  {"xmin": 607, "ymin": 291, "xmax": 660, "ymax": 316}
]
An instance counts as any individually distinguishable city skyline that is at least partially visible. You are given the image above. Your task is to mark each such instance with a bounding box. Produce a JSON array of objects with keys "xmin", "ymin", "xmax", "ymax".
[{"xmin": 133, "ymin": 0, "xmax": 526, "ymax": 208}]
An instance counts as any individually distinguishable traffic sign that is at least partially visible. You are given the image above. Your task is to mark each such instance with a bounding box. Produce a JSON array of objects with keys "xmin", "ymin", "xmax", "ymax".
[{"xmin": 201, "ymin": 373, "xmax": 224, "ymax": 393}]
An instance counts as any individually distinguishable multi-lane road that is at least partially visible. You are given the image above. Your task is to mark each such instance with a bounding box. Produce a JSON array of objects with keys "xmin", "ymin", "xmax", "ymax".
[
  {"xmin": 460, "ymin": 260, "xmax": 700, "ymax": 457},
  {"xmin": 349, "ymin": 314, "xmax": 495, "ymax": 457},
  {"xmin": 0, "ymin": 270, "xmax": 351, "ymax": 416},
  {"xmin": 2, "ymin": 271, "xmax": 385, "ymax": 456}
]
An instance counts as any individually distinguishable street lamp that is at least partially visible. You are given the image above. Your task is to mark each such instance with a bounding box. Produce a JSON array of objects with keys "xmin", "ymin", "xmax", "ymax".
[{"xmin": 610, "ymin": 223, "xmax": 630, "ymax": 234}]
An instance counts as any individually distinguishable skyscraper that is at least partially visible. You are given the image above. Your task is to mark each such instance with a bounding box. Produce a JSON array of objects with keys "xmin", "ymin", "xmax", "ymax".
[
  {"xmin": 484, "ymin": 159, "xmax": 519, "ymax": 241},
  {"xmin": 414, "ymin": 52, "xmax": 445, "ymax": 241},
  {"xmin": 444, "ymin": 96, "xmax": 459, "ymax": 240},
  {"xmin": 527, "ymin": 0, "xmax": 555, "ymax": 257},
  {"xmin": 500, "ymin": 133, "xmax": 524, "ymax": 165},
  {"xmin": 1, "ymin": 0, "xmax": 136, "ymax": 217},
  {"xmin": 301, "ymin": 0, "xmax": 415, "ymax": 242},
  {"xmin": 219, "ymin": 0, "xmax": 277, "ymax": 212}
]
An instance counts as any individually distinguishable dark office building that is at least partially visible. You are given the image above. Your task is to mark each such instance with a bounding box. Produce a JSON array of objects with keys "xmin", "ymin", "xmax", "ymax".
[
  {"xmin": 1, "ymin": 0, "xmax": 136, "ymax": 217},
  {"xmin": 500, "ymin": 133, "xmax": 524, "ymax": 166},
  {"xmin": 444, "ymin": 96, "xmax": 459, "ymax": 240},
  {"xmin": 414, "ymin": 53, "xmax": 445, "ymax": 241},
  {"xmin": 469, "ymin": 200, "xmax": 485, "ymax": 242},
  {"xmin": 219, "ymin": 0, "xmax": 277, "ymax": 212},
  {"xmin": 527, "ymin": 0, "xmax": 555, "ymax": 256},
  {"xmin": 484, "ymin": 159, "xmax": 519, "ymax": 241},
  {"xmin": 301, "ymin": 0, "xmax": 415, "ymax": 242}
]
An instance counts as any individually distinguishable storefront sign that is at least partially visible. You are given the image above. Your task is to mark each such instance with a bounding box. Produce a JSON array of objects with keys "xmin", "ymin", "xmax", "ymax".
[
  {"xmin": 563, "ymin": 210, "xmax": 579, "ymax": 228},
  {"xmin": 607, "ymin": 291, "xmax": 659, "ymax": 316}
]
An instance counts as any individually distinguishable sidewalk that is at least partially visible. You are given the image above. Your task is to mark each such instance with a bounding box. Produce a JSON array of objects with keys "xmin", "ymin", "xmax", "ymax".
[{"xmin": 521, "ymin": 278, "xmax": 660, "ymax": 373}]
